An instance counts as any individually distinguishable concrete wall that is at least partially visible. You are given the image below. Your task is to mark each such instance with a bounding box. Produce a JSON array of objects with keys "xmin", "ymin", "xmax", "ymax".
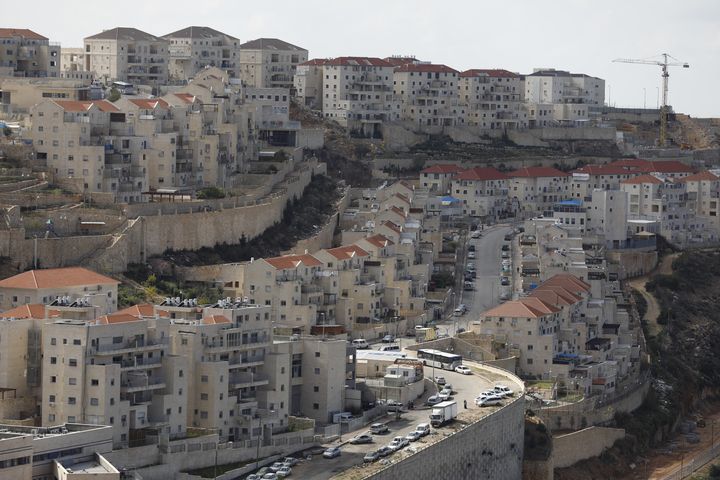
[
  {"xmin": 552, "ymin": 426, "xmax": 625, "ymax": 469},
  {"xmin": 537, "ymin": 379, "xmax": 649, "ymax": 431},
  {"xmin": 608, "ymin": 250, "xmax": 658, "ymax": 279},
  {"xmin": 367, "ymin": 394, "xmax": 526, "ymax": 480}
]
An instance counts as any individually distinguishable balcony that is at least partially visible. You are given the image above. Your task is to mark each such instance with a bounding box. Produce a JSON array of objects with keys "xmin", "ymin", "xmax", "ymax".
[
  {"xmin": 121, "ymin": 374, "xmax": 166, "ymax": 393},
  {"xmin": 91, "ymin": 337, "xmax": 168, "ymax": 355},
  {"xmin": 204, "ymin": 335, "xmax": 270, "ymax": 352},
  {"xmin": 228, "ymin": 353, "xmax": 266, "ymax": 368},
  {"xmin": 120, "ymin": 356, "xmax": 163, "ymax": 371},
  {"xmin": 228, "ymin": 372, "xmax": 270, "ymax": 389}
]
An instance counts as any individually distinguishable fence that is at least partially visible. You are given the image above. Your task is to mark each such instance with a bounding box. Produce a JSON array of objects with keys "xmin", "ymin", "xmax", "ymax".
[{"xmin": 657, "ymin": 440, "xmax": 720, "ymax": 479}]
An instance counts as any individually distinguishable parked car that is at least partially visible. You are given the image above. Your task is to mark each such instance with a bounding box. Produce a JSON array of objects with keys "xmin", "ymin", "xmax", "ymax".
[
  {"xmin": 466, "ymin": 261, "xmax": 475, "ymax": 269},
  {"xmin": 376, "ymin": 446, "xmax": 393, "ymax": 457},
  {"xmin": 476, "ymin": 395, "xmax": 503, "ymax": 407},
  {"xmin": 323, "ymin": 447, "xmax": 341, "ymax": 459},
  {"xmin": 501, "ymin": 244, "xmax": 510, "ymax": 251},
  {"xmin": 457, "ymin": 304, "xmax": 467, "ymax": 313},
  {"xmin": 426, "ymin": 394, "xmax": 442, "ymax": 406},
  {"xmin": 502, "ymin": 251, "xmax": 510, "ymax": 259},
  {"xmin": 467, "ymin": 251, "xmax": 476, "ymax": 259},
  {"xmin": 269, "ymin": 462, "xmax": 286, "ymax": 473},
  {"xmin": 468, "ymin": 244, "xmax": 476, "ymax": 252},
  {"xmin": 282, "ymin": 458, "xmax": 299, "ymax": 467},
  {"xmin": 405, "ymin": 430, "xmax": 422, "ymax": 442},
  {"xmin": 352, "ymin": 339, "xmax": 369, "ymax": 349},
  {"xmin": 455, "ymin": 365, "xmax": 472, "ymax": 375},
  {"xmin": 363, "ymin": 450, "xmax": 381, "ymax": 462},
  {"xmin": 434, "ymin": 376, "xmax": 447, "ymax": 385},
  {"xmin": 504, "ymin": 234, "xmax": 513, "ymax": 241},
  {"xmin": 440, "ymin": 387, "xmax": 453, "ymax": 397},
  {"xmin": 246, "ymin": 475, "xmax": 260, "ymax": 480},
  {"xmin": 501, "ymin": 277, "xmax": 511, "ymax": 286},
  {"xmin": 493, "ymin": 385, "xmax": 514, "ymax": 397},
  {"xmin": 415, "ymin": 423, "xmax": 431, "ymax": 436},
  {"xmin": 370, "ymin": 423, "xmax": 389, "ymax": 434},
  {"xmin": 388, "ymin": 436, "xmax": 409, "ymax": 451},
  {"xmin": 499, "ymin": 291, "xmax": 510, "ymax": 301},
  {"xmin": 471, "ymin": 231, "xmax": 482, "ymax": 239},
  {"xmin": 437, "ymin": 391, "xmax": 451, "ymax": 402},
  {"xmin": 453, "ymin": 307, "xmax": 465, "ymax": 316},
  {"xmin": 382, "ymin": 334, "xmax": 395, "ymax": 343},
  {"xmin": 386, "ymin": 400, "xmax": 405, "ymax": 412},
  {"xmin": 350, "ymin": 433, "xmax": 373, "ymax": 444},
  {"xmin": 261, "ymin": 474, "xmax": 278, "ymax": 480},
  {"xmin": 276, "ymin": 466, "xmax": 292, "ymax": 478}
]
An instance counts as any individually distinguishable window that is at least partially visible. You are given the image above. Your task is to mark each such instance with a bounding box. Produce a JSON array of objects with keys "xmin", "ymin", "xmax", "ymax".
[
  {"xmin": 68, "ymin": 378, "xmax": 77, "ymax": 385},
  {"xmin": 313, "ymin": 386, "xmax": 319, "ymax": 393},
  {"xmin": 50, "ymin": 376, "xmax": 57, "ymax": 383},
  {"xmin": 50, "ymin": 338, "xmax": 57, "ymax": 345},
  {"xmin": 48, "ymin": 414, "xmax": 55, "ymax": 422},
  {"xmin": 200, "ymin": 411, "xmax": 208, "ymax": 419},
  {"xmin": 68, "ymin": 397, "xmax": 76, "ymax": 405},
  {"xmin": 200, "ymin": 393, "xmax": 208, "ymax": 400},
  {"xmin": 90, "ymin": 398, "xmax": 99, "ymax": 406},
  {"xmin": 50, "ymin": 356, "xmax": 57, "ymax": 364},
  {"xmin": 68, "ymin": 359, "xmax": 77, "ymax": 367},
  {"xmin": 49, "ymin": 395, "xmax": 55, "ymax": 403},
  {"xmin": 73, "ymin": 339, "xmax": 81, "ymax": 346},
  {"xmin": 313, "ymin": 403, "xmax": 319, "ymax": 410},
  {"xmin": 91, "ymin": 379, "xmax": 99, "ymax": 386},
  {"xmin": 314, "ymin": 351, "xmax": 320, "ymax": 357},
  {"xmin": 201, "ymin": 375, "xmax": 208, "ymax": 383},
  {"xmin": 68, "ymin": 416, "xmax": 76, "ymax": 422},
  {"xmin": 314, "ymin": 368, "xmax": 320, "ymax": 375}
]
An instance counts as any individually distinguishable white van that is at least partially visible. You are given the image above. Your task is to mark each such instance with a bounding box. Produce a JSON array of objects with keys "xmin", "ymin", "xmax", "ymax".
[
  {"xmin": 379, "ymin": 344, "xmax": 400, "ymax": 352},
  {"xmin": 352, "ymin": 339, "xmax": 369, "ymax": 349}
]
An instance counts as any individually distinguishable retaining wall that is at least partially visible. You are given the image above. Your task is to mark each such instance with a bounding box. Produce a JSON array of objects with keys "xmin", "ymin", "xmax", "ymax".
[{"xmin": 552, "ymin": 426, "xmax": 625, "ymax": 469}]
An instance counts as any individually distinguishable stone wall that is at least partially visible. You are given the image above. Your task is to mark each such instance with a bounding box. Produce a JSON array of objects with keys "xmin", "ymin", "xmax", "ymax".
[
  {"xmin": 366, "ymin": 394, "xmax": 526, "ymax": 480},
  {"xmin": 552, "ymin": 426, "xmax": 625, "ymax": 469},
  {"xmin": 608, "ymin": 250, "xmax": 659, "ymax": 279}
]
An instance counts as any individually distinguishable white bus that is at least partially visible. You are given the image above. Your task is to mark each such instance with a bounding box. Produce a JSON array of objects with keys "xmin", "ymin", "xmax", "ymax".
[{"xmin": 417, "ymin": 349, "xmax": 462, "ymax": 370}]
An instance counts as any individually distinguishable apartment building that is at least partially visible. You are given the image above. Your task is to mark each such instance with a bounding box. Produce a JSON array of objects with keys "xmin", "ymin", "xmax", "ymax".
[
  {"xmin": 41, "ymin": 314, "xmax": 182, "ymax": 448},
  {"xmin": 0, "ymin": 267, "xmax": 118, "ymax": 313},
  {"xmin": 0, "ymin": 28, "xmax": 60, "ymax": 78},
  {"xmin": 294, "ymin": 58, "xmax": 327, "ymax": 109},
  {"xmin": 29, "ymin": 99, "xmax": 151, "ymax": 201},
  {"xmin": 678, "ymin": 170, "xmax": 720, "ymax": 232},
  {"xmin": 523, "ymin": 68, "xmax": 605, "ymax": 126},
  {"xmin": 162, "ymin": 26, "xmax": 240, "ymax": 82},
  {"xmin": 508, "ymin": 166, "xmax": 571, "ymax": 215},
  {"xmin": 266, "ymin": 336, "xmax": 353, "ymax": 424},
  {"xmin": 0, "ymin": 423, "xmax": 115, "ymax": 480},
  {"xmin": 164, "ymin": 299, "xmax": 274, "ymax": 441},
  {"xmin": 419, "ymin": 164, "xmax": 464, "ymax": 194},
  {"xmin": 321, "ymin": 57, "xmax": 396, "ymax": 138},
  {"xmin": 83, "ymin": 27, "xmax": 169, "ymax": 85},
  {"xmin": 238, "ymin": 38, "xmax": 308, "ymax": 89},
  {"xmin": 459, "ymin": 69, "xmax": 526, "ymax": 130},
  {"xmin": 393, "ymin": 63, "xmax": 460, "ymax": 127},
  {"xmin": 0, "ymin": 76, "xmax": 93, "ymax": 115},
  {"xmin": 451, "ymin": 167, "xmax": 510, "ymax": 219},
  {"xmin": 60, "ymin": 47, "xmax": 85, "ymax": 76}
]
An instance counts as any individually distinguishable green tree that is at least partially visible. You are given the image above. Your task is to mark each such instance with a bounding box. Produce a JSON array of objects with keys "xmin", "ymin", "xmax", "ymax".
[
  {"xmin": 107, "ymin": 87, "xmax": 121, "ymax": 102},
  {"xmin": 196, "ymin": 186, "xmax": 226, "ymax": 199}
]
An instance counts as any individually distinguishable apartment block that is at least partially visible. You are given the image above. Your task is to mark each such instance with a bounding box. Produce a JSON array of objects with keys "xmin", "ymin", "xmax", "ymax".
[
  {"xmin": 0, "ymin": 28, "xmax": 60, "ymax": 78},
  {"xmin": 294, "ymin": 59, "xmax": 327, "ymax": 109},
  {"xmin": 59, "ymin": 47, "xmax": 85, "ymax": 76},
  {"xmin": 0, "ymin": 267, "xmax": 118, "ymax": 313},
  {"xmin": 238, "ymin": 38, "xmax": 308, "ymax": 89},
  {"xmin": 419, "ymin": 164, "xmax": 464, "ymax": 194},
  {"xmin": 459, "ymin": 69, "xmax": 526, "ymax": 130},
  {"xmin": 392, "ymin": 63, "xmax": 460, "ymax": 127},
  {"xmin": 523, "ymin": 68, "xmax": 605, "ymax": 126},
  {"xmin": 0, "ymin": 77, "xmax": 93, "ymax": 115},
  {"xmin": 321, "ymin": 57, "xmax": 396, "ymax": 138},
  {"xmin": 507, "ymin": 166, "xmax": 570, "ymax": 216},
  {"xmin": 162, "ymin": 26, "xmax": 240, "ymax": 82},
  {"xmin": 41, "ymin": 314, "xmax": 180, "ymax": 448},
  {"xmin": 83, "ymin": 27, "xmax": 169, "ymax": 85},
  {"xmin": 451, "ymin": 167, "xmax": 510, "ymax": 220}
]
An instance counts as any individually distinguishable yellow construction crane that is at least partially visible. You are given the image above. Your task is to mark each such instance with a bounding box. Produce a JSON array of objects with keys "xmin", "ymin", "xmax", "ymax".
[{"xmin": 613, "ymin": 53, "xmax": 689, "ymax": 147}]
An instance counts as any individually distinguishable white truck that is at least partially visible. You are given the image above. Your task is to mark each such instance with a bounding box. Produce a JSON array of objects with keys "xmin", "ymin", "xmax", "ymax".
[{"xmin": 429, "ymin": 400, "xmax": 458, "ymax": 427}]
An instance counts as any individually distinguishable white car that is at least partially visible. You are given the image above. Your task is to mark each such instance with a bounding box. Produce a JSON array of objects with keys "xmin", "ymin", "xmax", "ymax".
[
  {"xmin": 475, "ymin": 395, "xmax": 503, "ymax": 407},
  {"xmin": 262, "ymin": 474, "xmax": 278, "ymax": 480},
  {"xmin": 283, "ymin": 458, "xmax": 299, "ymax": 467},
  {"xmin": 405, "ymin": 430, "xmax": 422, "ymax": 442},
  {"xmin": 415, "ymin": 423, "xmax": 431, "ymax": 436},
  {"xmin": 467, "ymin": 251, "xmax": 476, "ymax": 259},
  {"xmin": 269, "ymin": 462, "xmax": 285, "ymax": 473},
  {"xmin": 494, "ymin": 385, "xmax": 514, "ymax": 397},
  {"xmin": 471, "ymin": 231, "xmax": 482, "ymax": 239},
  {"xmin": 276, "ymin": 466, "xmax": 292, "ymax": 478},
  {"xmin": 426, "ymin": 394, "xmax": 442, "ymax": 405},
  {"xmin": 434, "ymin": 376, "xmax": 446, "ymax": 385},
  {"xmin": 437, "ymin": 391, "xmax": 451, "ymax": 402},
  {"xmin": 455, "ymin": 365, "xmax": 472, "ymax": 375}
]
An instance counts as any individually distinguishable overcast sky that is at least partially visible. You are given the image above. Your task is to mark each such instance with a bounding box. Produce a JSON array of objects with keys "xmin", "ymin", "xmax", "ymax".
[{"xmin": 8, "ymin": 0, "xmax": 717, "ymax": 116}]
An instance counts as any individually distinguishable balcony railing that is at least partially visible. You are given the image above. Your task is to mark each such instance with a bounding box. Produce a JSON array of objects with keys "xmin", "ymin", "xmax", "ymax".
[
  {"xmin": 91, "ymin": 337, "xmax": 168, "ymax": 355},
  {"xmin": 228, "ymin": 372, "xmax": 270, "ymax": 388}
]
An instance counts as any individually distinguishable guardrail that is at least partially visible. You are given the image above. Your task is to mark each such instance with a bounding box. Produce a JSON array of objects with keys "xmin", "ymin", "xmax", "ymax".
[{"xmin": 658, "ymin": 441, "xmax": 720, "ymax": 479}]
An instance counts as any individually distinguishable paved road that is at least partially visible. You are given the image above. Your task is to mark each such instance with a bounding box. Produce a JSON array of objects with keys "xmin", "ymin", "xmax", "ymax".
[
  {"xmin": 444, "ymin": 225, "xmax": 512, "ymax": 335},
  {"xmin": 289, "ymin": 367, "xmax": 496, "ymax": 479}
]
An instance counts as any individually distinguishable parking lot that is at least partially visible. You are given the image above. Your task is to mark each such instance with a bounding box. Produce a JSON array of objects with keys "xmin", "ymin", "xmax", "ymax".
[{"xmin": 288, "ymin": 366, "xmax": 501, "ymax": 479}]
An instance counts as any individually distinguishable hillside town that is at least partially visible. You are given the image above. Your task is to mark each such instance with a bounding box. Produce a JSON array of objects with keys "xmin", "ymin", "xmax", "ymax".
[{"xmin": 0, "ymin": 18, "xmax": 718, "ymax": 480}]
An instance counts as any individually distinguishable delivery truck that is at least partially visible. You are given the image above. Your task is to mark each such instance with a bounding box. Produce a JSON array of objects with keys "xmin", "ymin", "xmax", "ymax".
[{"xmin": 429, "ymin": 400, "xmax": 458, "ymax": 427}]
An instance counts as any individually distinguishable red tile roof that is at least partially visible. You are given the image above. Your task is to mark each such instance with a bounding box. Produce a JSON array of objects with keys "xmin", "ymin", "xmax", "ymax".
[
  {"xmin": 202, "ymin": 315, "xmax": 231, "ymax": 325},
  {"xmin": 324, "ymin": 57, "xmax": 392, "ymax": 67},
  {"xmin": 362, "ymin": 234, "xmax": 395, "ymax": 248},
  {"xmin": 389, "ymin": 206, "xmax": 407, "ymax": 218},
  {"xmin": 324, "ymin": 245, "xmax": 370, "ymax": 261},
  {"xmin": 620, "ymin": 174, "xmax": 663, "ymax": 185},
  {"xmin": 115, "ymin": 303, "xmax": 169, "ymax": 318},
  {"xmin": 0, "ymin": 28, "xmax": 47, "ymax": 40},
  {"xmin": 460, "ymin": 69, "xmax": 519, "ymax": 78},
  {"xmin": 574, "ymin": 160, "xmax": 694, "ymax": 176},
  {"xmin": 540, "ymin": 274, "xmax": 590, "ymax": 295},
  {"xmin": 421, "ymin": 164, "xmax": 465, "ymax": 175},
  {"xmin": 519, "ymin": 297, "xmax": 560, "ymax": 314},
  {"xmin": 382, "ymin": 221, "xmax": 402, "ymax": 235},
  {"xmin": 455, "ymin": 167, "xmax": 508, "ymax": 181},
  {"xmin": 383, "ymin": 56, "xmax": 419, "ymax": 67},
  {"xmin": 482, "ymin": 300, "xmax": 549, "ymax": 319},
  {"xmin": 264, "ymin": 254, "xmax": 322, "ymax": 270},
  {"xmin": 299, "ymin": 58, "xmax": 329, "ymax": 66},
  {"xmin": 677, "ymin": 171, "xmax": 719, "ymax": 183},
  {"xmin": 173, "ymin": 93, "xmax": 197, "ymax": 104},
  {"xmin": 129, "ymin": 98, "xmax": 170, "ymax": 110},
  {"xmin": 0, "ymin": 304, "xmax": 46, "ymax": 319},
  {"xmin": 53, "ymin": 100, "xmax": 120, "ymax": 113},
  {"xmin": 0, "ymin": 268, "xmax": 119, "ymax": 290},
  {"xmin": 394, "ymin": 63, "xmax": 458, "ymax": 74},
  {"xmin": 529, "ymin": 287, "xmax": 581, "ymax": 307},
  {"xmin": 95, "ymin": 313, "xmax": 143, "ymax": 325},
  {"xmin": 509, "ymin": 167, "xmax": 570, "ymax": 178}
]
